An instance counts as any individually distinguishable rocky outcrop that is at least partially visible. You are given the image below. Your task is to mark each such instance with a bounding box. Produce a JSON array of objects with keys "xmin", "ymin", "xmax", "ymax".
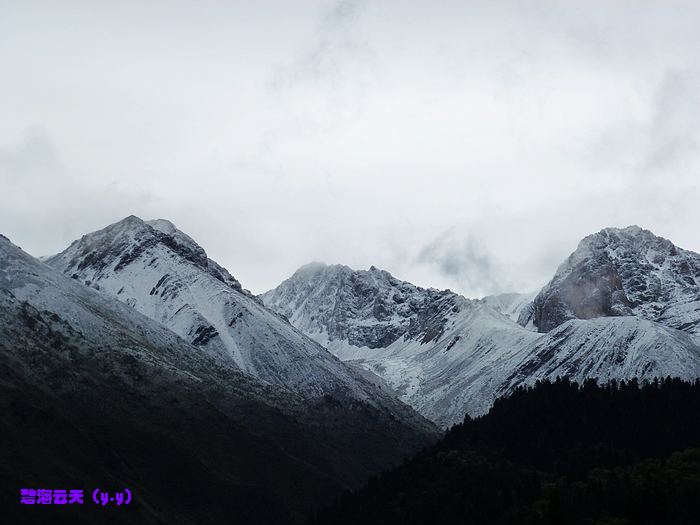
[{"xmin": 521, "ymin": 226, "xmax": 700, "ymax": 335}]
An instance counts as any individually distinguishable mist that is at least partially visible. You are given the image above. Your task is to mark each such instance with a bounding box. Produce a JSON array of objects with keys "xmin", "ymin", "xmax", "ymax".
[{"xmin": 2, "ymin": 0, "xmax": 699, "ymax": 297}]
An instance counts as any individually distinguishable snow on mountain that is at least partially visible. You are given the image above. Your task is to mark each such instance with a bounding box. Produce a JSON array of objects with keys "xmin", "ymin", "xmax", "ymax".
[
  {"xmin": 260, "ymin": 262, "xmax": 466, "ymax": 358},
  {"xmin": 46, "ymin": 217, "xmax": 408, "ymax": 404},
  {"xmin": 1, "ymin": 229, "xmax": 199, "ymax": 359},
  {"xmin": 263, "ymin": 240, "xmax": 700, "ymax": 428},
  {"xmin": 520, "ymin": 226, "xmax": 700, "ymax": 335},
  {"xmin": 262, "ymin": 262, "xmax": 544, "ymax": 426},
  {"xmin": 33, "ymin": 219, "xmax": 700, "ymax": 430},
  {"xmin": 502, "ymin": 316, "xmax": 700, "ymax": 392},
  {"xmin": 0, "ymin": 232, "xmax": 437, "ymax": 521},
  {"xmin": 480, "ymin": 291, "xmax": 538, "ymax": 327}
]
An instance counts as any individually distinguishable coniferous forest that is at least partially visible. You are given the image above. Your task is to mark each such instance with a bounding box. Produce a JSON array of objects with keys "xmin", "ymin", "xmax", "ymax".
[{"xmin": 312, "ymin": 378, "xmax": 700, "ymax": 525}]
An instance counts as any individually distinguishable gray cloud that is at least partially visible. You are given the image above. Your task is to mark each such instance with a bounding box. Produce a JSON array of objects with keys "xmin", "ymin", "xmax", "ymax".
[
  {"xmin": 0, "ymin": 129, "xmax": 157, "ymax": 257},
  {"xmin": 2, "ymin": 1, "xmax": 700, "ymax": 297},
  {"xmin": 268, "ymin": 0, "xmax": 372, "ymax": 92},
  {"xmin": 0, "ymin": 129, "xmax": 59, "ymax": 181},
  {"xmin": 645, "ymin": 68, "xmax": 700, "ymax": 173},
  {"xmin": 417, "ymin": 229, "xmax": 509, "ymax": 298}
]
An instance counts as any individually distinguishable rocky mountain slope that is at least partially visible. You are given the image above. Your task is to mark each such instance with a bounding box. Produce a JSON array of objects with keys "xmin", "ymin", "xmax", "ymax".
[
  {"xmin": 44, "ymin": 216, "xmax": 435, "ymax": 427},
  {"xmin": 262, "ymin": 262, "xmax": 539, "ymax": 426},
  {"xmin": 520, "ymin": 226, "xmax": 700, "ymax": 334},
  {"xmin": 0, "ymin": 233, "xmax": 436, "ymax": 523},
  {"xmin": 501, "ymin": 316, "xmax": 700, "ymax": 394},
  {"xmin": 261, "ymin": 262, "xmax": 467, "ymax": 358},
  {"xmin": 263, "ymin": 227, "xmax": 700, "ymax": 428}
]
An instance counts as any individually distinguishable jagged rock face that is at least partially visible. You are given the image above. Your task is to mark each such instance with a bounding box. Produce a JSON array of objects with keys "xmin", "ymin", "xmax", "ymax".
[
  {"xmin": 264, "ymin": 245, "xmax": 700, "ymax": 428},
  {"xmin": 261, "ymin": 263, "xmax": 466, "ymax": 350},
  {"xmin": 263, "ymin": 263, "xmax": 547, "ymax": 426},
  {"xmin": 524, "ymin": 226, "xmax": 700, "ymax": 334},
  {"xmin": 53, "ymin": 215, "xmax": 248, "ymax": 295}
]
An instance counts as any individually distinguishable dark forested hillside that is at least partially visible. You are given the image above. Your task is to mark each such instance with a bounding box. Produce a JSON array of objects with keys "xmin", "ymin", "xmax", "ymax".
[{"xmin": 313, "ymin": 378, "xmax": 700, "ymax": 525}]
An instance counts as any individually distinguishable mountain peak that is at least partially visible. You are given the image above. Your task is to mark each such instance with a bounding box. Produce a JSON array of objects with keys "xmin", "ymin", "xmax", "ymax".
[
  {"xmin": 145, "ymin": 218, "xmax": 205, "ymax": 259},
  {"xmin": 601, "ymin": 224, "xmax": 644, "ymax": 234},
  {"xmin": 108, "ymin": 215, "xmax": 191, "ymax": 241},
  {"xmin": 583, "ymin": 225, "xmax": 669, "ymax": 249},
  {"xmin": 45, "ymin": 215, "xmax": 212, "ymax": 278},
  {"xmin": 145, "ymin": 217, "xmax": 176, "ymax": 232},
  {"xmin": 523, "ymin": 225, "xmax": 700, "ymax": 333},
  {"xmin": 287, "ymin": 262, "xmax": 401, "ymax": 285},
  {"xmin": 122, "ymin": 213, "xmax": 144, "ymax": 223},
  {"xmin": 110, "ymin": 214, "xmax": 147, "ymax": 231},
  {"xmin": 42, "ymin": 216, "xmax": 261, "ymax": 301},
  {"xmin": 295, "ymin": 261, "xmax": 331, "ymax": 274},
  {"xmin": 263, "ymin": 261, "xmax": 467, "ymax": 355}
]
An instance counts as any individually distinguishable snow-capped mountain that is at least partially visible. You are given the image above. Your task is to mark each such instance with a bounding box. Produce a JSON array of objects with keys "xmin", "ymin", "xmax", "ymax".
[
  {"xmin": 0, "ymin": 231, "xmax": 436, "ymax": 522},
  {"xmin": 262, "ymin": 262, "xmax": 543, "ymax": 426},
  {"xmin": 520, "ymin": 226, "xmax": 700, "ymax": 334},
  {"xmin": 261, "ymin": 262, "xmax": 467, "ymax": 358},
  {"xmin": 263, "ymin": 227, "xmax": 700, "ymax": 428},
  {"xmin": 45, "ymin": 216, "xmax": 433, "ymax": 411}
]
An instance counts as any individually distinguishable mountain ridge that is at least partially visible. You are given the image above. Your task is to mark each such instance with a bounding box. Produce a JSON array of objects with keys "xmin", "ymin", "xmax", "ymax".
[
  {"xmin": 46, "ymin": 217, "xmax": 419, "ymax": 408},
  {"xmin": 0, "ymin": 230, "xmax": 437, "ymax": 523},
  {"xmin": 263, "ymin": 226, "xmax": 700, "ymax": 427},
  {"xmin": 520, "ymin": 225, "xmax": 700, "ymax": 334}
]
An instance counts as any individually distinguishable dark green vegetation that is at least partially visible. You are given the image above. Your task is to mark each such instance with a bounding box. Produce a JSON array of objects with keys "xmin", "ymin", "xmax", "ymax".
[{"xmin": 314, "ymin": 378, "xmax": 700, "ymax": 524}]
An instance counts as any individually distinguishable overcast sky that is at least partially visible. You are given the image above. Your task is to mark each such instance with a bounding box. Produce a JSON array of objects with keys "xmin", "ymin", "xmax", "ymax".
[{"xmin": 2, "ymin": 1, "xmax": 699, "ymax": 297}]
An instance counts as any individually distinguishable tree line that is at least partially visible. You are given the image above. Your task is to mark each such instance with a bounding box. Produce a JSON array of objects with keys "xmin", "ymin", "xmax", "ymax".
[{"xmin": 312, "ymin": 377, "xmax": 700, "ymax": 524}]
